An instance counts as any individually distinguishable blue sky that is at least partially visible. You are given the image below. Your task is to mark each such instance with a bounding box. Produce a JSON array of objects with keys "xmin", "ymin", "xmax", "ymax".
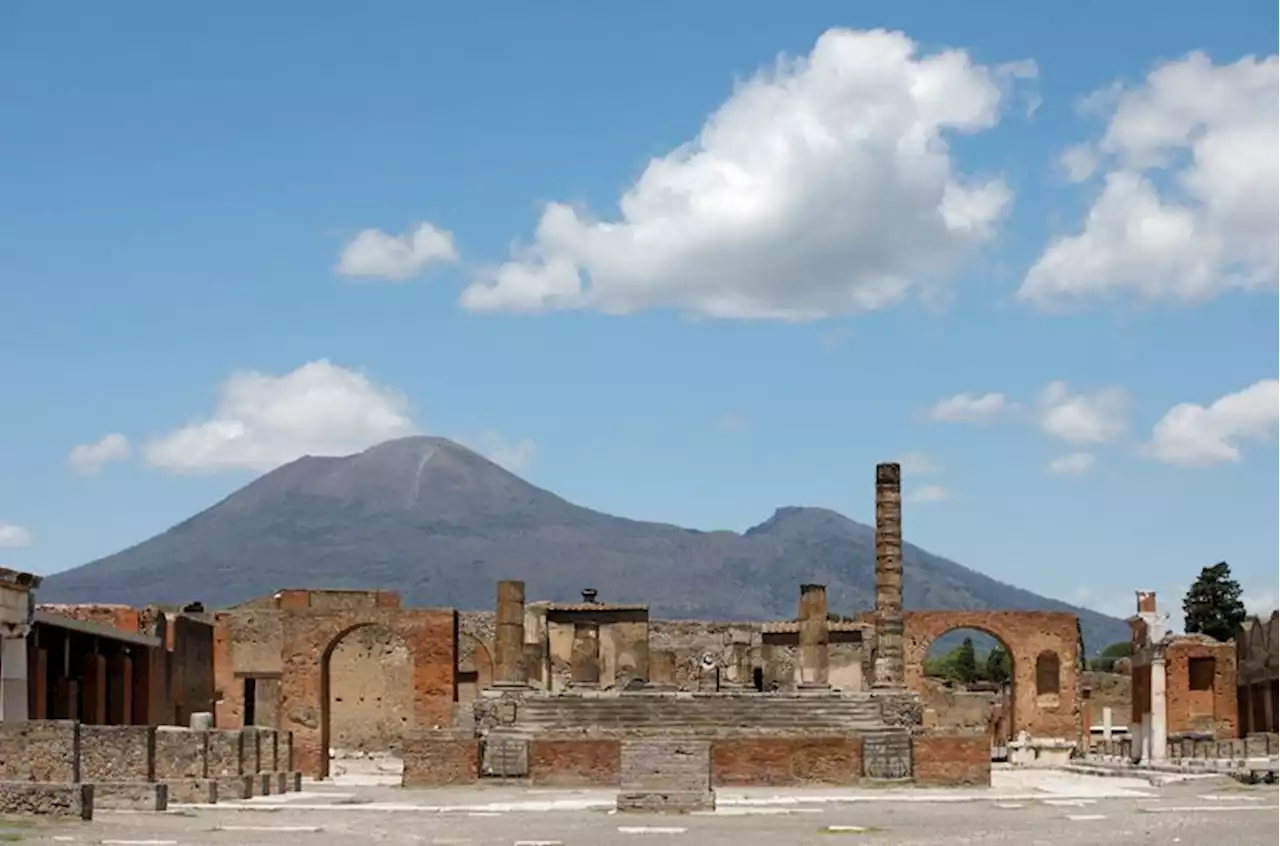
[{"xmin": 2, "ymin": 1, "xmax": 1276, "ymax": 625}]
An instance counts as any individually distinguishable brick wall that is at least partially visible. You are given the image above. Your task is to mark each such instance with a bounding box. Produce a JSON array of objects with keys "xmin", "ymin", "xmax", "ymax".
[
  {"xmin": 402, "ymin": 734, "xmax": 479, "ymax": 787},
  {"xmin": 529, "ymin": 739, "xmax": 621, "ymax": 787},
  {"xmin": 1165, "ymin": 640, "xmax": 1237, "ymax": 739},
  {"xmin": 710, "ymin": 737, "xmax": 862, "ymax": 786},
  {"xmin": 912, "ymin": 733, "xmax": 990, "ymax": 786}
]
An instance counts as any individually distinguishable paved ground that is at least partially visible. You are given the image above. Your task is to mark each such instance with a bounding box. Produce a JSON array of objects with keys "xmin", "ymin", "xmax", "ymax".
[{"xmin": 3, "ymin": 770, "xmax": 1276, "ymax": 845}]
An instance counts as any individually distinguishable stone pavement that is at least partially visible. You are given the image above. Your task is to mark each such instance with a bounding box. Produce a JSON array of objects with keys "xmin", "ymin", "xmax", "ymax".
[{"xmin": 1, "ymin": 769, "xmax": 1275, "ymax": 845}]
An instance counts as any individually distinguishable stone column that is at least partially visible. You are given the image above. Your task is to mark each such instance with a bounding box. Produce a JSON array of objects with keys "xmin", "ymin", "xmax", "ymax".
[
  {"xmin": 797, "ymin": 584, "xmax": 830, "ymax": 690},
  {"xmin": 1149, "ymin": 654, "xmax": 1168, "ymax": 761},
  {"xmin": 571, "ymin": 622, "xmax": 601, "ymax": 689},
  {"xmin": 0, "ymin": 569, "xmax": 40, "ymax": 723},
  {"xmin": 872, "ymin": 462, "xmax": 905, "ymax": 689},
  {"xmin": 493, "ymin": 580, "xmax": 528, "ymax": 688}
]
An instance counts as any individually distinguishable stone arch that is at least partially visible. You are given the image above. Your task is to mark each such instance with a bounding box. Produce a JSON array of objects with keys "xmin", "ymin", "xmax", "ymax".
[
  {"xmin": 903, "ymin": 611, "xmax": 1079, "ymax": 739},
  {"xmin": 279, "ymin": 608, "xmax": 457, "ymax": 779}
]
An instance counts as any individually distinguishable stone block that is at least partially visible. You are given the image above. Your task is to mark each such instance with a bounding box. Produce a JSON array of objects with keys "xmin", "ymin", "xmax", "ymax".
[
  {"xmin": 616, "ymin": 790, "xmax": 717, "ymax": 813},
  {"xmin": 403, "ymin": 734, "xmax": 479, "ymax": 787},
  {"xmin": 161, "ymin": 778, "xmax": 217, "ymax": 804},
  {"xmin": 0, "ymin": 720, "xmax": 80, "ymax": 782},
  {"xmin": 79, "ymin": 725, "xmax": 156, "ymax": 782},
  {"xmin": 481, "ymin": 732, "xmax": 530, "ymax": 777},
  {"xmin": 621, "ymin": 740, "xmax": 711, "ymax": 793},
  {"xmin": 214, "ymin": 775, "xmax": 253, "ymax": 800},
  {"xmin": 93, "ymin": 781, "xmax": 168, "ymax": 812},
  {"xmin": 257, "ymin": 773, "xmax": 273, "ymax": 796},
  {"xmin": 206, "ymin": 730, "xmax": 244, "ymax": 777},
  {"xmin": 0, "ymin": 781, "xmax": 93, "ymax": 819},
  {"xmin": 154, "ymin": 727, "xmax": 208, "ymax": 780},
  {"xmin": 289, "ymin": 771, "xmax": 303, "ymax": 791}
]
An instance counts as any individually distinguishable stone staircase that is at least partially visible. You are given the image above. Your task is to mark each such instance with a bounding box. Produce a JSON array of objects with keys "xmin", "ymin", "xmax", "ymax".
[{"xmin": 510, "ymin": 692, "xmax": 886, "ymax": 735}]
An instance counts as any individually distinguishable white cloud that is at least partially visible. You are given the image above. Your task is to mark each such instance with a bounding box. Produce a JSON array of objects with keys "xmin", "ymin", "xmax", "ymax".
[
  {"xmin": 335, "ymin": 222, "xmax": 459, "ymax": 281},
  {"xmin": 67, "ymin": 433, "xmax": 132, "ymax": 475},
  {"xmin": 897, "ymin": 452, "xmax": 940, "ymax": 474},
  {"xmin": 908, "ymin": 484, "xmax": 950, "ymax": 504},
  {"xmin": 1147, "ymin": 378, "xmax": 1279, "ymax": 467},
  {"xmin": 0, "ymin": 523, "xmax": 33, "ymax": 548},
  {"xmin": 144, "ymin": 361, "xmax": 420, "ymax": 473},
  {"xmin": 462, "ymin": 28, "xmax": 1035, "ymax": 320},
  {"xmin": 1037, "ymin": 381, "xmax": 1129, "ymax": 445},
  {"xmin": 1244, "ymin": 590, "xmax": 1278, "ymax": 617},
  {"xmin": 464, "ymin": 432, "xmax": 537, "ymax": 473},
  {"xmin": 1022, "ymin": 52, "xmax": 1279, "ymax": 308},
  {"xmin": 930, "ymin": 391, "xmax": 1010, "ymax": 423},
  {"xmin": 1047, "ymin": 451, "xmax": 1095, "ymax": 475}
]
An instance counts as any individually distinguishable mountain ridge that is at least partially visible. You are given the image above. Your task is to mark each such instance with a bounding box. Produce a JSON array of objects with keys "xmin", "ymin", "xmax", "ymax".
[{"xmin": 39, "ymin": 436, "xmax": 1128, "ymax": 652}]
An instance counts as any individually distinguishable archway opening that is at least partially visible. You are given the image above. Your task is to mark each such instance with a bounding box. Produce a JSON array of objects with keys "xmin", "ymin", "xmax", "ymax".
[
  {"xmin": 923, "ymin": 628, "xmax": 1014, "ymax": 760},
  {"xmin": 320, "ymin": 623, "xmax": 414, "ymax": 781}
]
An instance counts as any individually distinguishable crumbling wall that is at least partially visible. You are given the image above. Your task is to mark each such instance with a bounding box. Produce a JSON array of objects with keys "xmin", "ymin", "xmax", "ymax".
[{"xmin": 1165, "ymin": 637, "xmax": 1237, "ymax": 739}]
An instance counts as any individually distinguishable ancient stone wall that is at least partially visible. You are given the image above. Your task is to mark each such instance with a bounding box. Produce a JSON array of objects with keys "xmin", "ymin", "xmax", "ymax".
[
  {"xmin": 169, "ymin": 614, "xmax": 215, "ymax": 727},
  {"xmin": 528, "ymin": 738, "xmax": 621, "ymax": 787},
  {"xmin": 401, "ymin": 733, "xmax": 479, "ymax": 787},
  {"xmin": 0, "ymin": 720, "xmax": 80, "ymax": 781},
  {"xmin": 78, "ymin": 725, "xmax": 154, "ymax": 782}
]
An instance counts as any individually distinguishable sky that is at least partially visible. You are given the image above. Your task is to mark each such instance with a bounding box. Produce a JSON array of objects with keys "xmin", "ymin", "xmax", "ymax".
[{"xmin": 1, "ymin": 1, "xmax": 1277, "ymax": 628}]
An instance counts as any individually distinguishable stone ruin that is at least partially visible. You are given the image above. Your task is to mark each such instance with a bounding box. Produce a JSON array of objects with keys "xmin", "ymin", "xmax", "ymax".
[{"xmin": 7, "ymin": 459, "xmax": 1212, "ymax": 818}]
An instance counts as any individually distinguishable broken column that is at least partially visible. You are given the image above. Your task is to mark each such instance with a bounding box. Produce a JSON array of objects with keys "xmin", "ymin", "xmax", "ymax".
[
  {"xmin": 492, "ymin": 580, "xmax": 527, "ymax": 688},
  {"xmin": 0, "ymin": 567, "xmax": 41, "ymax": 722},
  {"xmin": 797, "ymin": 584, "xmax": 830, "ymax": 690},
  {"xmin": 873, "ymin": 462, "xmax": 905, "ymax": 689}
]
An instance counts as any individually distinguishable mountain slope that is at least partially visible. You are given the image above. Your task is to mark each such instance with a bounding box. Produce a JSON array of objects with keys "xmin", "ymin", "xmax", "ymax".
[{"xmin": 39, "ymin": 436, "xmax": 1128, "ymax": 651}]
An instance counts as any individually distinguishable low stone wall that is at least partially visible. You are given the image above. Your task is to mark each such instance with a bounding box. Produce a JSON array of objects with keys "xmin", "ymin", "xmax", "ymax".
[
  {"xmin": 402, "ymin": 733, "xmax": 479, "ymax": 787},
  {"xmin": 0, "ymin": 782, "xmax": 93, "ymax": 820},
  {"xmin": 1090, "ymin": 733, "xmax": 1278, "ymax": 761},
  {"xmin": 0, "ymin": 720, "xmax": 80, "ymax": 782},
  {"xmin": 710, "ymin": 737, "xmax": 863, "ymax": 786},
  {"xmin": 0, "ymin": 721, "xmax": 301, "ymax": 815},
  {"xmin": 912, "ymin": 733, "xmax": 990, "ymax": 786},
  {"xmin": 529, "ymin": 738, "xmax": 622, "ymax": 787}
]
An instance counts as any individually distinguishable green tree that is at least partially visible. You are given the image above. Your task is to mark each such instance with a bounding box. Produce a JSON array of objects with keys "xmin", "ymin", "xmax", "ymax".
[
  {"xmin": 1100, "ymin": 641, "xmax": 1132, "ymax": 658},
  {"xmin": 954, "ymin": 636, "xmax": 978, "ymax": 685},
  {"xmin": 1182, "ymin": 561, "xmax": 1247, "ymax": 642},
  {"xmin": 983, "ymin": 645, "xmax": 1011, "ymax": 685}
]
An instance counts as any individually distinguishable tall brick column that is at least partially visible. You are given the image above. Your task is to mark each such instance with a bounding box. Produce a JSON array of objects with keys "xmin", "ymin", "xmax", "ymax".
[
  {"xmin": 492, "ymin": 580, "xmax": 527, "ymax": 688},
  {"xmin": 872, "ymin": 462, "xmax": 905, "ymax": 689},
  {"xmin": 797, "ymin": 583, "xmax": 830, "ymax": 689},
  {"xmin": 570, "ymin": 623, "xmax": 601, "ymax": 689}
]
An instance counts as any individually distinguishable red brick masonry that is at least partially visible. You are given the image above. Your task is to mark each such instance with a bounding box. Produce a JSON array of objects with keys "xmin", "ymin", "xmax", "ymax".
[
  {"xmin": 912, "ymin": 733, "xmax": 990, "ymax": 786},
  {"xmin": 401, "ymin": 737, "xmax": 478, "ymax": 787},
  {"xmin": 528, "ymin": 739, "xmax": 621, "ymax": 787},
  {"xmin": 710, "ymin": 737, "xmax": 863, "ymax": 786}
]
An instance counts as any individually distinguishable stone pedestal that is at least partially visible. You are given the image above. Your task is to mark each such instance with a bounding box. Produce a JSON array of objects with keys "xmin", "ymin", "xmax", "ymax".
[
  {"xmin": 797, "ymin": 584, "xmax": 830, "ymax": 690},
  {"xmin": 872, "ymin": 462, "xmax": 905, "ymax": 689},
  {"xmin": 493, "ymin": 580, "xmax": 528, "ymax": 689},
  {"xmin": 570, "ymin": 622, "xmax": 601, "ymax": 689},
  {"xmin": 646, "ymin": 650, "xmax": 677, "ymax": 691}
]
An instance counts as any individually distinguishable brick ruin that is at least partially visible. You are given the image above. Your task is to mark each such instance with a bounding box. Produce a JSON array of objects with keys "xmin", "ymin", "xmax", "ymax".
[{"xmin": 2, "ymin": 461, "xmax": 1271, "ymax": 816}]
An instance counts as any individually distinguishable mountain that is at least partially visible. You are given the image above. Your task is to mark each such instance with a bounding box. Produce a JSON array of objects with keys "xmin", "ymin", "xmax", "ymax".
[{"xmin": 39, "ymin": 436, "xmax": 1129, "ymax": 652}]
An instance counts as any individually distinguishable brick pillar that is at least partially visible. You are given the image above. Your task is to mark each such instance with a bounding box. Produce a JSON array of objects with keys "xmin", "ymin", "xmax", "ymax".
[
  {"xmin": 570, "ymin": 623, "xmax": 601, "ymax": 689},
  {"xmin": 492, "ymin": 580, "xmax": 527, "ymax": 688},
  {"xmin": 28, "ymin": 646, "xmax": 48, "ymax": 719},
  {"xmin": 53, "ymin": 677, "xmax": 79, "ymax": 719},
  {"xmin": 131, "ymin": 647, "xmax": 151, "ymax": 724},
  {"xmin": 872, "ymin": 462, "xmax": 905, "ymax": 689},
  {"xmin": 797, "ymin": 584, "xmax": 830, "ymax": 690},
  {"xmin": 647, "ymin": 650, "xmax": 677, "ymax": 690},
  {"xmin": 108, "ymin": 652, "xmax": 134, "ymax": 725},
  {"xmin": 83, "ymin": 653, "xmax": 108, "ymax": 724}
]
